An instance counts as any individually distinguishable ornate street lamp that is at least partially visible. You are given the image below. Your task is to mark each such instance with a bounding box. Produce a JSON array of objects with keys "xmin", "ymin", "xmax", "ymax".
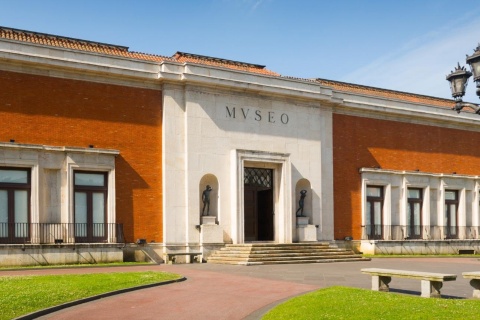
[{"xmin": 446, "ymin": 44, "xmax": 480, "ymax": 114}]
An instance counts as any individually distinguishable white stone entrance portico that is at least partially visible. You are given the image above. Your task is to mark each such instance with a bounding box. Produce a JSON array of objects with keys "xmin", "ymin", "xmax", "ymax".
[
  {"xmin": 231, "ymin": 150, "xmax": 291, "ymax": 244},
  {"xmin": 161, "ymin": 62, "xmax": 334, "ymax": 255}
]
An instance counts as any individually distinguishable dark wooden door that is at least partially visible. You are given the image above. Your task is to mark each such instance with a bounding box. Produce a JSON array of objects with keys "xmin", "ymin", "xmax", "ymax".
[
  {"xmin": 244, "ymin": 186, "xmax": 274, "ymax": 241},
  {"xmin": 244, "ymin": 186, "xmax": 258, "ymax": 241},
  {"xmin": 257, "ymin": 189, "xmax": 273, "ymax": 241},
  {"xmin": 244, "ymin": 167, "xmax": 274, "ymax": 242}
]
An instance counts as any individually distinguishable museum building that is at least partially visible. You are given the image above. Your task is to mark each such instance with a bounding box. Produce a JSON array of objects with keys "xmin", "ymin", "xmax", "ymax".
[{"xmin": 1, "ymin": 26, "xmax": 480, "ymax": 266}]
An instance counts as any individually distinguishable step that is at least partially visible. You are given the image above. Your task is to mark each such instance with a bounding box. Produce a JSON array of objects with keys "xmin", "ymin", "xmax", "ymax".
[
  {"xmin": 222, "ymin": 246, "xmax": 336, "ymax": 251},
  {"xmin": 217, "ymin": 248, "xmax": 345, "ymax": 254},
  {"xmin": 207, "ymin": 254, "xmax": 364, "ymax": 262},
  {"xmin": 207, "ymin": 242, "xmax": 369, "ymax": 266},
  {"xmin": 258, "ymin": 257, "xmax": 370, "ymax": 265},
  {"xmin": 247, "ymin": 254, "xmax": 364, "ymax": 262},
  {"xmin": 225, "ymin": 244, "xmax": 331, "ymax": 249},
  {"xmin": 208, "ymin": 257, "xmax": 370, "ymax": 265},
  {"xmin": 208, "ymin": 254, "xmax": 361, "ymax": 261},
  {"xmin": 218, "ymin": 248, "xmax": 332, "ymax": 254},
  {"xmin": 225, "ymin": 242, "xmax": 331, "ymax": 247},
  {"xmin": 210, "ymin": 251, "xmax": 357, "ymax": 258}
]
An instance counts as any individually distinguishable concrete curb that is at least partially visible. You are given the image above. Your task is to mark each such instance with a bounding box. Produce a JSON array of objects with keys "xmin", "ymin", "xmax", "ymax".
[
  {"xmin": 14, "ymin": 277, "xmax": 186, "ymax": 320},
  {"xmin": 1, "ymin": 262, "xmax": 158, "ymax": 273}
]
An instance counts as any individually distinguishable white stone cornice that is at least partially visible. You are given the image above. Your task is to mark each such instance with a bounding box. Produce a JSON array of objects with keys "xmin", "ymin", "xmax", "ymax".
[
  {"xmin": 332, "ymin": 92, "xmax": 480, "ymax": 131},
  {"xmin": 157, "ymin": 61, "xmax": 334, "ymax": 103},
  {"xmin": 360, "ymin": 168, "xmax": 479, "ymax": 180},
  {"xmin": 0, "ymin": 39, "xmax": 160, "ymax": 79},
  {"xmin": 0, "ymin": 142, "xmax": 119, "ymax": 155}
]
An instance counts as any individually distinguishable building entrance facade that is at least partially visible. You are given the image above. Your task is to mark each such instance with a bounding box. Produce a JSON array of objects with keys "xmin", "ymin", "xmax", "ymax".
[{"xmin": 243, "ymin": 167, "xmax": 274, "ymax": 241}]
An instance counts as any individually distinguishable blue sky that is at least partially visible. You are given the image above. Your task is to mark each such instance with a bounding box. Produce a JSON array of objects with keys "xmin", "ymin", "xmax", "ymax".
[{"xmin": 1, "ymin": 0, "xmax": 480, "ymax": 102}]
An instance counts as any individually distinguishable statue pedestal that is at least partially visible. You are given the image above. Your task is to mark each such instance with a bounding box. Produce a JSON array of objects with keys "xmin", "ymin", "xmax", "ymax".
[
  {"xmin": 201, "ymin": 216, "xmax": 216, "ymax": 225},
  {"xmin": 200, "ymin": 216, "xmax": 223, "ymax": 244},
  {"xmin": 296, "ymin": 217, "xmax": 317, "ymax": 242},
  {"xmin": 296, "ymin": 216, "xmax": 309, "ymax": 226}
]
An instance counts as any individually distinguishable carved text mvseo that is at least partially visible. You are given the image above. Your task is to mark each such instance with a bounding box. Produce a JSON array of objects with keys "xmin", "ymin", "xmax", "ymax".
[{"xmin": 225, "ymin": 106, "xmax": 289, "ymax": 124}]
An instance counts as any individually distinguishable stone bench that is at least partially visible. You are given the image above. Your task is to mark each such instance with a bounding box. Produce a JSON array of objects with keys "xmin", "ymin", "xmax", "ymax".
[
  {"xmin": 163, "ymin": 252, "xmax": 203, "ymax": 264},
  {"xmin": 361, "ymin": 268, "xmax": 457, "ymax": 298},
  {"xmin": 462, "ymin": 272, "xmax": 480, "ymax": 299}
]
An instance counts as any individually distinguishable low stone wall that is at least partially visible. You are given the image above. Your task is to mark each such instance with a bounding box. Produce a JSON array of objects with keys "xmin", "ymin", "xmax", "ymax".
[
  {"xmin": 123, "ymin": 243, "xmax": 225, "ymax": 264},
  {"xmin": 357, "ymin": 240, "xmax": 480, "ymax": 255},
  {"xmin": 123, "ymin": 243, "xmax": 165, "ymax": 263},
  {"xmin": 0, "ymin": 244, "xmax": 123, "ymax": 267}
]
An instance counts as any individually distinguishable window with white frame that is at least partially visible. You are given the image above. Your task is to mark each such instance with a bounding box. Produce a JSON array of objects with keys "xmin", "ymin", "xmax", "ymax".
[
  {"xmin": 74, "ymin": 171, "xmax": 108, "ymax": 243},
  {"xmin": 444, "ymin": 190, "xmax": 458, "ymax": 239},
  {"xmin": 0, "ymin": 168, "xmax": 31, "ymax": 243},
  {"xmin": 366, "ymin": 185, "xmax": 383, "ymax": 240},
  {"xmin": 406, "ymin": 188, "xmax": 422, "ymax": 239},
  {"xmin": 361, "ymin": 168, "xmax": 479, "ymax": 241},
  {"xmin": 0, "ymin": 142, "xmax": 118, "ymax": 244}
]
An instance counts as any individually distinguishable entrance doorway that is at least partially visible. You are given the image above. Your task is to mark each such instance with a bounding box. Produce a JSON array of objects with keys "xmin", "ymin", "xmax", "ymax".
[{"xmin": 244, "ymin": 167, "xmax": 274, "ymax": 241}]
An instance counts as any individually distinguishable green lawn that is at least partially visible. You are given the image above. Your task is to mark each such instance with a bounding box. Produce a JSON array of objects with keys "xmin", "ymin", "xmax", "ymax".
[
  {"xmin": 0, "ymin": 261, "xmax": 154, "ymax": 270},
  {"xmin": 0, "ymin": 271, "xmax": 181, "ymax": 320},
  {"xmin": 0, "ymin": 262, "xmax": 155, "ymax": 271},
  {"xmin": 263, "ymin": 286, "xmax": 480, "ymax": 320}
]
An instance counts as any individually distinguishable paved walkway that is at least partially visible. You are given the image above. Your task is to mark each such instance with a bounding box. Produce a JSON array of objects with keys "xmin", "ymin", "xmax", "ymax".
[{"xmin": 3, "ymin": 257, "xmax": 480, "ymax": 319}]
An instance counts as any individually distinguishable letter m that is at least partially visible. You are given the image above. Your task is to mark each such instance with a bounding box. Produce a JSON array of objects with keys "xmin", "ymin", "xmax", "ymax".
[{"xmin": 226, "ymin": 106, "xmax": 236, "ymax": 118}]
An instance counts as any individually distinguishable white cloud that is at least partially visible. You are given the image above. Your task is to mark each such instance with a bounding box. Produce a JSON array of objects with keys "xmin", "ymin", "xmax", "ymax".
[
  {"xmin": 240, "ymin": 0, "xmax": 269, "ymax": 12},
  {"xmin": 251, "ymin": 0, "xmax": 263, "ymax": 11},
  {"xmin": 342, "ymin": 16, "xmax": 480, "ymax": 102}
]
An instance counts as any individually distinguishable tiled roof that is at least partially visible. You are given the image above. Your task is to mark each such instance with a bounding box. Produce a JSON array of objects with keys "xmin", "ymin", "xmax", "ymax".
[
  {"xmin": 173, "ymin": 52, "xmax": 279, "ymax": 76},
  {"xmin": 0, "ymin": 26, "xmax": 277, "ymax": 76},
  {"xmin": 316, "ymin": 78, "xmax": 454, "ymax": 109},
  {"xmin": 0, "ymin": 26, "xmax": 456, "ymax": 108},
  {"xmin": 0, "ymin": 26, "xmax": 172, "ymax": 63}
]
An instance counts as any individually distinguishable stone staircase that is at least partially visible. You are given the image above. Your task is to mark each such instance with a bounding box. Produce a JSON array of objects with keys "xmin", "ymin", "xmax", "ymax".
[{"xmin": 207, "ymin": 242, "xmax": 370, "ymax": 265}]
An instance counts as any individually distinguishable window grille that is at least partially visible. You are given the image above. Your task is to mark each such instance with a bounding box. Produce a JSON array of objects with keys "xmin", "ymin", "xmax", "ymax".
[{"xmin": 244, "ymin": 168, "xmax": 272, "ymax": 188}]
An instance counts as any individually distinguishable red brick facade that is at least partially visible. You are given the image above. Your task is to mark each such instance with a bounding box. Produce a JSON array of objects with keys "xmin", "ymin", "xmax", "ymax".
[
  {"xmin": 333, "ymin": 113, "xmax": 480, "ymax": 240},
  {"xmin": 0, "ymin": 70, "xmax": 163, "ymax": 242}
]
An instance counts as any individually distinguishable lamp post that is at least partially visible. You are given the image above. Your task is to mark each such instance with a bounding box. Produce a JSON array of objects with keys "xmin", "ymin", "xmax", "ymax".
[{"xmin": 446, "ymin": 44, "xmax": 480, "ymax": 114}]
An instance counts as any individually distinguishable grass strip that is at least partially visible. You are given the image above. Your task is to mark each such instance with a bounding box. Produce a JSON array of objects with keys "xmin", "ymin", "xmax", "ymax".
[
  {"xmin": 363, "ymin": 254, "xmax": 480, "ymax": 258},
  {"xmin": 0, "ymin": 271, "xmax": 181, "ymax": 320},
  {"xmin": 0, "ymin": 261, "xmax": 154, "ymax": 270},
  {"xmin": 262, "ymin": 286, "xmax": 480, "ymax": 320}
]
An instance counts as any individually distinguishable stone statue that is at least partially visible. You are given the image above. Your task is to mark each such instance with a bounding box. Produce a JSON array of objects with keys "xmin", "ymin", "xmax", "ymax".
[
  {"xmin": 202, "ymin": 185, "xmax": 213, "ymax": 216},
  {"xmin": 296, "ymin": 189, "xmax": 307, "ymax": 217}
]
